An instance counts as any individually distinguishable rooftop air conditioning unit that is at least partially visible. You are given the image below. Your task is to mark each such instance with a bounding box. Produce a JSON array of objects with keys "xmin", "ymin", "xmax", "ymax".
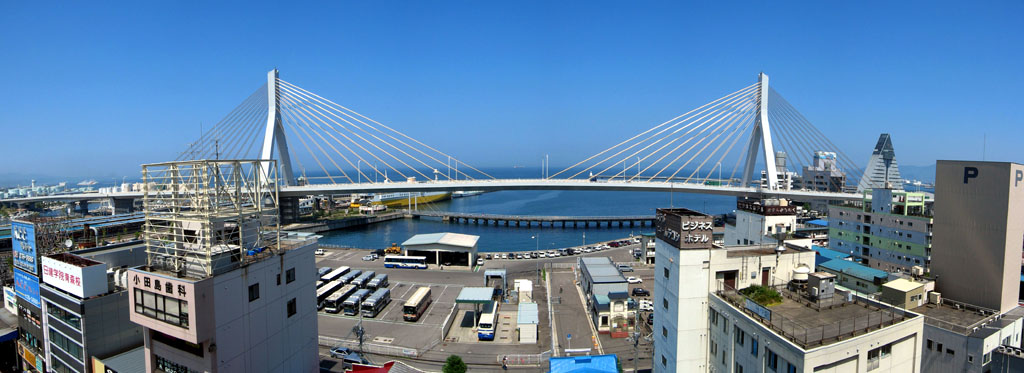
[
  {"xmin": 928, "ymin": 292, "xmax": 942, "ymax": 305},
  {"xmin": 911, "ymin": 266, "xmax": 924, "ymax": 276}
]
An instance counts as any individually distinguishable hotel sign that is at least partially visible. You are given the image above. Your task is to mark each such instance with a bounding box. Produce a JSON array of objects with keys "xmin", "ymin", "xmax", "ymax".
[
  {"xmin": 11, "ymin": 221, "xmax": 37, "ymax": 274},
  {"xmin": 656, "ymin": 208, "xmax": 713, "ymax": 250}
]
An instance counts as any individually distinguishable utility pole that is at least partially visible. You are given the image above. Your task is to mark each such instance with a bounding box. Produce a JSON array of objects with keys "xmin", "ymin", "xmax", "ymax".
[{"xmin": 632, "ymin": 309, "xmax": 640, "ymax": 372}]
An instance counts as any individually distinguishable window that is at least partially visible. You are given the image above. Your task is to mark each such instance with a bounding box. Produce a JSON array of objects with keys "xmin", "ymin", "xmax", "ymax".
[
  {"xmin": 664, "ymin": 267, "xmax": 670, "ymax": 279},
  {"xmin": 868, "ymin": 343, "xmax": 891, "ymax": 371},
  {"xmin": 926, "ymin": 339, "xmax": 933, "ymax": 350},
  {"xmin": 287, "ymin": 298, "xmax": 297, "ymax": 317},
  {"xmin": 49, "ymin": 328, "xmax": 83, "ymax": 361},
  {"xmin": 286, "ymin": 268, "xmax": 296, "ymax": 283},
  {"xmin": 155, "ymin": 354, "xmax": 201, "ymax": 373},
  {"xmin": 51, "ymin": 357, "xmax": 77, "ymax": 373},
  {"xmin": 276, "ymin": 274, "xmax": 281, "ymax": 285},
  {"xmin": 249, "ymin": 283, "xmax": 260, "ymax": 302},
  {"xmin": 735, "ymin": 362, "xmax": 744, "ymax": 373},
  {"xmin": 663, "ymin": 298, "xmax": 669, "ymax": 309},
  {"xmin": 766, "ymin": 348, "xmax": 779, "ymax": 371},
  {"xmin": 984, "ymin": 352, "xmax": 992, "ymax": 364},
  {"xmin": 969, "ymin": 355, "xmax": 974, "ymax": 363},
  {"xmin": 710, "ymin": 341, "xmax": 717, "ymax": 357},
  {"xmin": 711, "ymin": 309, "xmax": 719, "ymax": 326},
  {"xmin": 937, "ymin": 343, "xmax": 943, "ymax": 352},
  {"xmin": 787, "ymin": 363, "xmax": 797, "ymax": 373},
  {"xmin": 134, "ymin": 289, "xmax": 189, "ymax": 328},
  {"xmin": 46, "ymin": 302, "xmax": 81, "ymax": 330},
  {"xmin": 735, "ymin": 326, "xmax": 745, "ymax": 346},
  {"xmin": 751, "ymin": 338, "xmax": 758, "ymax": 356},
  {"xmin": 662, "ymin": 355, "xmax": 667, "ymax": 366},
  {"xmin": 946, "ymin": 348, "xmax": 954, "ymax": 356}
]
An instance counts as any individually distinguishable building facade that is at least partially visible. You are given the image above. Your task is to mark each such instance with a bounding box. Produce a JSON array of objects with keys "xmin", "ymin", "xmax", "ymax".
[
  {"xmin": 652, "ymin": 208, "xmax": 817, "ymax": 372},
  {"xmin": 126, "ymin": 160, "xmax": 319, "ymax": 373},
  {"xmin": 930, "ymin": 161, "xmax": 1024, "ymax": 314},
  {"xmin": 724, "ymin": 198, "xmax": 797, "ymax": 247},
  {"xmin": 828, "ymin": 188, "xmax": 932, "ymax": 274}
]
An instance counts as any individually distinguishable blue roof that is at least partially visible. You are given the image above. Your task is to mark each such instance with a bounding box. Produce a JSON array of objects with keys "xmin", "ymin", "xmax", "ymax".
[
  {"xmin": 818, "ymin": 258, "xmax": 888, "ymax": 281},
  {"xmin": 812, "ymin": 245, "xmax": 851, "ymax": 265},
  {"xmin": 806, "ymin": 219, "xmax": 829, "ymax": 227},
  {"xmin": 549, "ymin": 354, "xmax": 618, "ymax": 373}
]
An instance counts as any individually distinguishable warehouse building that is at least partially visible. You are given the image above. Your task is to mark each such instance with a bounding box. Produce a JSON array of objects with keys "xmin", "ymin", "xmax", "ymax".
[{"xmin": 402, "ymin": 232, "xmax": 479, "ymax": 268}]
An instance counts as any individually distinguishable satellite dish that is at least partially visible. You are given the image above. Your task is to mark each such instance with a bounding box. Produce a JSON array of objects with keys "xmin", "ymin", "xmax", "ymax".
[{"xmin": 64, "ymin": 239, "xmax": 73, "ymax": 248}]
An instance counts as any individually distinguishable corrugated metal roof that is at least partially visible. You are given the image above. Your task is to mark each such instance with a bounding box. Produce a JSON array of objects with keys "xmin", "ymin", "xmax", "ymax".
[
  {"xmin": 455, "ymin": 287, "xmax": 495, "ymax": 303},
  {"xmin": 812, "ymin": 245, "xmax": 851, "ymax": 264},
  {"xmin": 517, "ymin": 302, "xmax": 539, "ymax": 325},
  {"xmin": 806, "ymin": 219, "xmax": 829, "ymax": 227},
  {"xmin": 99, "ymin": 346, "xmax": 146, "ymax": 373},
  {"xmin": 581, "ymin": 256, "xmax": 626, "ymax": 283},
  {"xmin": 402, "ymin": 232, "xmax": 479, "ymax": 248},
  {"xmin": 818, "ymin": 259, "xmax": 888, "ymax": 281}
]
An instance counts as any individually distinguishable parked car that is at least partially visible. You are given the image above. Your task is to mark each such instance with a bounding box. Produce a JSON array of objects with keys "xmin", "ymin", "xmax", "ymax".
[
  {"xmin": 485, "ymin": 253, "xmax": 492, "ymax": 260},
  {"xmin": 477, "ymin": 258, "xmax": 485, "ymax": 266},
  {"xmin": 499, "ymin": 253, "xmax": 507, "ymax": 259},
  {"xmin": 516, "ymin": 253, "xmax": 524, "ymax": 259},
  {"xmin": 639, "ymin": 300, "xmax": 654, "ymax": 312},
  {"xmin": 618, "ymin": 264, "xmax": 634, "ymax": 272},
  {"xmin": 583, "ymin": 247, "xmax": 594, "ymax": 253},
  {"xmin": 647, "ymin": 312, "xmax": 654, "ymax": 325},
  {"xmin": 315, "ymin": 248, "xmax": 326, "ymax": 256},
  {"xmin": 632, "ymin": 288, "xmax": 650, "ymax": 296},
  {"xmin": 531, "ymin": 252, "xmax": 539, "ymax": 259},
  {"xmin": 362, "ymin": 253, "xmax": 378, "ymax": 261},
  {"xmin": 329, "ymin": 347, "xmax": 353, "ymax": 358},
  {"xmin": 627, "ymin": 277, "xmax": 643, "ymax": 284}
]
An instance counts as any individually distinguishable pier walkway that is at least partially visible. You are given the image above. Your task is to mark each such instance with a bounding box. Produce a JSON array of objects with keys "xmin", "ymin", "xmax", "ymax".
[{"xmin": 408, "ymin": 211, "xmax": 653, "ymax": 228}]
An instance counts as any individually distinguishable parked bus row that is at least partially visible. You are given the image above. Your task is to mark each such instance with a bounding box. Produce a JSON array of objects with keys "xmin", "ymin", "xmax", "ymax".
[{"xmin": 315, "ymin": 266, "xmax": 390, "ymax": 311}]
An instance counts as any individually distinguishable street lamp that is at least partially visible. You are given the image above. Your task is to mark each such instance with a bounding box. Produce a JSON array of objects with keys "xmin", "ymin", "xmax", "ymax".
[
  {"xmin": 357, "ymin": 160, "xmax": 362, "ymax": 183},
  {"xmin": 532, "ymin": 235, "xmax": 539, "ymax": 251}
]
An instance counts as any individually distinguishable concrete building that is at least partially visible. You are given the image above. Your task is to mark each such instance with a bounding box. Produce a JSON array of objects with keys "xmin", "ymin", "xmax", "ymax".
[
  {"xmin": 913, "ymin": 299, "xmax": 1024, "ymax": 373},
  {"xmin": 801, "ymin": 151, "xmax": 847, "ymax": 192},
  {"xmin": 639, "ymin": 233, "xmax": 656, "ymax": 265},
  {"xmin": 39, "ymin": 242, "xmax": 147, "ymax": 373},
  {"xmin": 516, "ymin": 302, "xmax": 538, "ymax": 344},
  {"xmin": 126, "ymin": 160, "xmax": 319, "ymax": 373},
  {"xmin": 402, "ymin": 232, "xmax": 479, "ymax": 267},
  {"xmin": 652, "ymin": 208, "xmax": 817, "ymax": 372},
  {"xmin": 578, "ymin": 257, "xmax": 633, "ymax": 335},
  {"xmin": 930, "ymin": 161, "xmax": 1024, "ymax": 314},
  {"xmin": 857, "ymin": 133, "xmax": 903, "ymax": 192},
  {"xmin": 828, "ymin": 187, "xmax": 933, "ymax": 274},
  {"xmin": 724, "ymin": 198, "xmax": 797, "ymax": 247},
  {"xmin": 708, "ymin": 286, "xmax": 924, "ymax": 372}
]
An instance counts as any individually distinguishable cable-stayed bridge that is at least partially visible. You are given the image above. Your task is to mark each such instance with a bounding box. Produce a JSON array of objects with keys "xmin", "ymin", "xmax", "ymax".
[{"xmin": 3, "ymin": 71, "xmax": 864, "ymax": 207}]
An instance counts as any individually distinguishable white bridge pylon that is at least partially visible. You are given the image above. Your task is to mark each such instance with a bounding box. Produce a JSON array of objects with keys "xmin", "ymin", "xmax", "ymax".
[{"xmin": 179, "ymin": 71, "xmax": 861, "ymax": 191}]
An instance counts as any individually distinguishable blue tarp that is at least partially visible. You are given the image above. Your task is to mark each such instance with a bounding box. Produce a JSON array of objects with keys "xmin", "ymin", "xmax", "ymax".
[
  {"xmin": 805, "ymin": 219, "xmax": 829, "ymax": 227},
  {"xmin": 549, "ymin": 354, "xmax": 618, "ymax": 373}
]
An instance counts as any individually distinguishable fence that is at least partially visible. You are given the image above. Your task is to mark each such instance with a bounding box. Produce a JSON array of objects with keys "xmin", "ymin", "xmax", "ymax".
[
  {"xmin": 715, "ymin": 283, "xmax": 915, "ymax": 349},
  {"xmin": 439, "ymin": 303, "xmax": 458, "ymax": 341},
  {"xmin": 318, "ymin": 335, "xmax": 420, "ymax": 358},
  {"xmin": 497, "ymin": 350, "xmax": 552, "ymax": 367}
]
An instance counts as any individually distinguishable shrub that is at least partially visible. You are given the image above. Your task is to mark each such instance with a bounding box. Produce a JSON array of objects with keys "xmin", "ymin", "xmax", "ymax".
[
  {"xmin": 443, "ymin": 355, "xmax": 467, "ymax": 373},
  {"xmin": 739, "ymin": 285, "xmax": 783, "ymax": 306}
]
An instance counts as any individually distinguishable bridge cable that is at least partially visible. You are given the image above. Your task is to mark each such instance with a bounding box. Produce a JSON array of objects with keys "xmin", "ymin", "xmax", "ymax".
[
  {"xmin": 278, "ymin": 79, "xmax": 492, "ymax": 181},
  {"xmin": 278, "ymin": 91, "xmax": 358, "ymax": 183},
  {"xmin": 587, "ymin": 85, "xmax": 760, "ymax": 181},
  {"xmin": 772, "ymin": 89, "xmax": 863, "ymax": 183},
  {"xmin": 701, "ymin": 110, "xmax": 757, "ymax": 185},
  {"xmin": 277, "ymin": 94, "xmax": 345, "ymax": 183},
  {"xmin": 686, "ymin": 96, "xmax": 761, "ymax": 183},
  {"xmin": 669, "ymin": 95, "xmax": 760, "ymax": 182},
  {"xmin": 278, "ymin": 85, "xmax": 435, "ymax": 182},
  {"xmin": 549, "ymin": 82, "xmax": 759, "ymax": 180},
  {"xmin": 176, "ymin": 84, "xmax": 266, "ymax": 161},
  {"xmin": 277, "ymin": 90, "xmax": 384, "ymax": 182}
]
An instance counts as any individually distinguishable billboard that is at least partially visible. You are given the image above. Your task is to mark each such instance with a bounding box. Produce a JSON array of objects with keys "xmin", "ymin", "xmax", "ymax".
[
  {"xmin": 14, "ymin": 268, "xmax": 41, "ymax": 309},
  {"xmin": 11, "ymin": 221, "xmax": 37, "ymax": 274},
  {"xmin": 42, "ymin": 254, "xmax": 108, "ymax": 299},
  {"xmin": 655, "ymin": 208, "xmax": 713, "ymax": 250}
]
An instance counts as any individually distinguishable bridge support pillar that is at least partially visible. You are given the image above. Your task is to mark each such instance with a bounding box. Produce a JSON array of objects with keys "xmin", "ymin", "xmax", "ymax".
[
  {"xmin": 111, "ymin": 198, "xmax": 135, "ymax": 215},
  {"xmin": 279, "ymin": 196, "xmax": 301, "ymax": 225}
]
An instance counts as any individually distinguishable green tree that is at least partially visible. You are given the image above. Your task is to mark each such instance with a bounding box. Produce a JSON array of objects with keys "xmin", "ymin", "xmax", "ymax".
[{"xmin": 443, "ymin": 355, "xmax": 467, "ymax": 373}]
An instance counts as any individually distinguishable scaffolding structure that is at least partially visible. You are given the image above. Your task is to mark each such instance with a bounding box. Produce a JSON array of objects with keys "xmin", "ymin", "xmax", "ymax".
[{"xmin": 141, "ymin": 159, "xmax": 280, "ymax": 279}]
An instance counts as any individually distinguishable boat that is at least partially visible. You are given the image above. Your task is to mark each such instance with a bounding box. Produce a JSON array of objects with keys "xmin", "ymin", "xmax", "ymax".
[
  {"xmin": 452, "ymin": 191, "xmax": 483, "ymax": 198},
  {"xmin": 371, "ymin": 192, "xmax": 451, "ymax": 207}
]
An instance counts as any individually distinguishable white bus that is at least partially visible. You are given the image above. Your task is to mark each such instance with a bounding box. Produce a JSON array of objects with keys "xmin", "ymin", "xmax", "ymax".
[
  {"xmin": 316, "ymin": 280, "xmax": 344, "ymax": 310},
  {"xmin": 321, "ymin": 266, "xmax": 350, "ymax": 283},
  {"xmin": 477, "ymin": 301, "xmax": 498, "ymax": 341},
  {"xmin": 337, "ymin": 269, "xmax": 362, "ymax": 285},
  {"xmin": 323, "ymin": 284, "xmax": 358, "ymax": 314},
  {"xmin": 352, "ymin": 271, "xmax": 376, "ymax": 288},
  {"xmin": 403, "ymin": 287, "xmax": 432, "ymax": 322},
  {"xmin": 361, "ymin": 288, "xmax": 392, "ymax": 318},
  {"xmin": 384, "ymin": 255, "xmax": 427, "ymax": 269},
  {"xmin": 367, "ymin": 274, "xmax": 389, "ymax": 291},
  {"xmin": 343, "ymin": 289, "xmax": 372, "ymax": 316}
]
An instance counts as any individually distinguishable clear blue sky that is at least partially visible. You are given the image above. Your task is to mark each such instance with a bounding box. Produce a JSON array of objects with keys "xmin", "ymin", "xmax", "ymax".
[{"xmin": 1, "ymin": 1, "xmax": 1021, "ymax": 182}]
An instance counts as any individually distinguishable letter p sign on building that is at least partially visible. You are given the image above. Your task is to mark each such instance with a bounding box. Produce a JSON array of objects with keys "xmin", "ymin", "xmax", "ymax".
[{"xmin": 964, "ymin": 167, "xmax": 979, "ymax": 184}]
